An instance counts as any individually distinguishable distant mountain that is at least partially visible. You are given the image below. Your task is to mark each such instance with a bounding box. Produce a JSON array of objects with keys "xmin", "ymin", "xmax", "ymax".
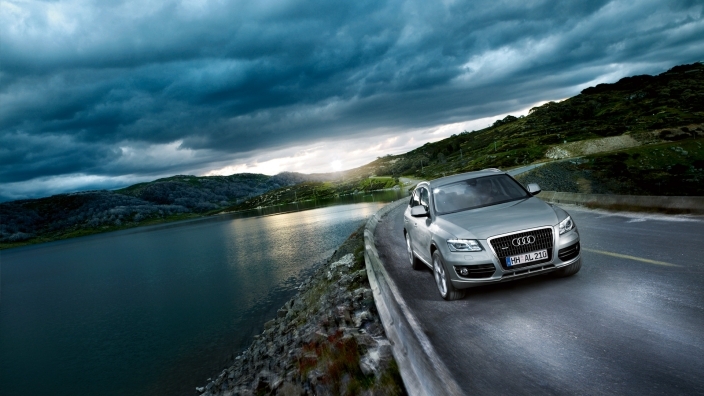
[
  {"xmin": 116, "ymin": 172, "xmax": 316, "ymax": 211},
  {"xmin": 0, "ymin": 172, "xmax": 319, "ymax": 247}
]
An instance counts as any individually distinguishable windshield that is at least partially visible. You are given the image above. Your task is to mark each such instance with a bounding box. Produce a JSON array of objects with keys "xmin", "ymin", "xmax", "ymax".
[{"xmin": 432, "ymin": 174, "xmax": 531, "ymax": 214}]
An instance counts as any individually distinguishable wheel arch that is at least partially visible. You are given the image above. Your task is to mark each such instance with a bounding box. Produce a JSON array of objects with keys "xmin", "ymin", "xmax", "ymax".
[{"xmin": 430, "ymin": 242, "xmax": 439, "ymax": 257}]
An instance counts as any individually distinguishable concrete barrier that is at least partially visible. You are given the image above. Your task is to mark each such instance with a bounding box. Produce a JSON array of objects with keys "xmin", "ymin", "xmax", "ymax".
[
  {"xmin": 538, "ymin": 191, "xmax": 704, "ymax": 214},
  {"xmin": 364, "ymin": 198, "xmax": 464, "ymax": 396}
]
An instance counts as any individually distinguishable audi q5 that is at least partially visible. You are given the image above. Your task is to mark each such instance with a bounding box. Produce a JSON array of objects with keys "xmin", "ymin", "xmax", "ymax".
[{"xmin": 403, "ymin": 169, "xmax": 581, "ymax": 300}]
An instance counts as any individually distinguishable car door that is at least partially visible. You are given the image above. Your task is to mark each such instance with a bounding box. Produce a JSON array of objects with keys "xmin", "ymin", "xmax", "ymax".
[
  {"xmin": 412, "ymin": 186, "xmax": 433, "ymax": 263},
  {"xmin": 405, "ymin": 189, "xmax": 421, "ymax": 250}
]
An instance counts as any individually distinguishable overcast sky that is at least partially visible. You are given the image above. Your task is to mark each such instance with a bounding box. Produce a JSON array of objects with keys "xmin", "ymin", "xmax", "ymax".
[{"xmin": 1, "ymin": 0, "xmax": 703, "ymax": 201}]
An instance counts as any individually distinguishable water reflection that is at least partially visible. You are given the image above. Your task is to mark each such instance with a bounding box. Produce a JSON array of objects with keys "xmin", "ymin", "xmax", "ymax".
[{"xmin": 243, "ymin": 189, "xmax": 405, "ymax": 218}]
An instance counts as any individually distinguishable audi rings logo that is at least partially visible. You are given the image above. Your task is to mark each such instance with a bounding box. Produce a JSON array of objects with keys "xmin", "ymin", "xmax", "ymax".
[{"xmin": 512, "ymin": 236, "xmax": 536, "ymax": 246}]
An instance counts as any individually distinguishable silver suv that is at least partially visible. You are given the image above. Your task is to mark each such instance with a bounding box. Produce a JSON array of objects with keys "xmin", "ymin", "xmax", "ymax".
[{"xmin": 403, "ymin": 169, "xmax": 581, "ymax": 300}]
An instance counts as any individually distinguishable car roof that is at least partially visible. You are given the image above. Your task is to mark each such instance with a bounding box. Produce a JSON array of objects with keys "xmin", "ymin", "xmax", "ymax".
[{"xmin": 418, "ymin": 168, "xmax": 506, "ymax": 189}]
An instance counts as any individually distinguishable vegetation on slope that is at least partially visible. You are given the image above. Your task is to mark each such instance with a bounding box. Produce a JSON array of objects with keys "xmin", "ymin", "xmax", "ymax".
[
  {"xmin": 353, "ymin": 62, "xmax": 704, "ymax": 181},
  {"xmin": 515, "ymin": 137, "xmax": 704, "ymax": 196}
]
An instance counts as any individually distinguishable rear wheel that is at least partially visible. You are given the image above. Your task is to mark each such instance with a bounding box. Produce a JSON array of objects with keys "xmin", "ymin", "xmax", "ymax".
[
  {"xmin": 553, "ymin": 258, "xmax": 582, "ymax": 277},
  {"xmin": 432, "ymin": 250, "xmax": 465, "ymax": 301},
  {"xmin": 405, "ymin": 234, "xmax": 424, "ymax": 270}
]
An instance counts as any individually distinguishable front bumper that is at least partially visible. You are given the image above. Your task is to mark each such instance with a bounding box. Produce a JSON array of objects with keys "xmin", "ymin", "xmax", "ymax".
[{"xmin": 444, "ymin": 226, "xmax": 581, "ymax": 290}]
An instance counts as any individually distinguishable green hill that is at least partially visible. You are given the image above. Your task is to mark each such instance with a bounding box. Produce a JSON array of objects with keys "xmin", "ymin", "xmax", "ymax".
[{"xmin": 356, "ymin": 62, "xmax": 704, "ymax": 180}]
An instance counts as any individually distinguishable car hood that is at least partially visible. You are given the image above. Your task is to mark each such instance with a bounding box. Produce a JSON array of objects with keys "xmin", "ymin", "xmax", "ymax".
[{"xmin": 435, "ymin": 197, "xmax": 558, "ymax": 240}]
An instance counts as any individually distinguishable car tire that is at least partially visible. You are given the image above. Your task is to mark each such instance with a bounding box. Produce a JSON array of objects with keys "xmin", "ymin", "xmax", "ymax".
[
  {"xmin": 432, "ymin": 250, "xmax": 465, "ymax": 301},
  {"xmin": 405, "ymin": 233, "xmax": 424, "ymax": 270},
  {"xmin": 553, "ymin": 258, "xmax": 582, "ymax": 277}
]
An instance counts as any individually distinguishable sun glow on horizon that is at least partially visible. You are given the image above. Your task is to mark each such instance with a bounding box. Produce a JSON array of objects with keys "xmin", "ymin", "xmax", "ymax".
[{"xmin": 203, "ymin": 101, "xmax": 543, "ymax": 177}]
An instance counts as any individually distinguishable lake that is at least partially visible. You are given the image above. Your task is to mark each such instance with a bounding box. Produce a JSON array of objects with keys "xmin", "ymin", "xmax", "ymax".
[{"xmin": 0, "ymin": 190, "xmax": 406, "ymax": 395}]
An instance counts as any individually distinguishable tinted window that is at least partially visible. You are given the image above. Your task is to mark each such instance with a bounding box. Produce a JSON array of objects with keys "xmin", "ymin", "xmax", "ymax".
[{"xmin": 432, "ymin": 175, "xmax": 530, "ymax": 214}]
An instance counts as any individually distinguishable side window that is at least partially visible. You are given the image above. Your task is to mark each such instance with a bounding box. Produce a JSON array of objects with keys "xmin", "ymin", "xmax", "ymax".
[{"xmin": 419, "ymin": 188, "xmax": 429, "ymax": 210}]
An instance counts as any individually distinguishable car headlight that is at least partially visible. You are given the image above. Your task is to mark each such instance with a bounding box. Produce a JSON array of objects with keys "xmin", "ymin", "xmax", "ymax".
[
  {"xmin": 447, "ymin": 239, "xmax": 483, "ymax": 252},
  {"xmin": 559, "ymin": 216, "xmax": 574, "ymax": 235}
]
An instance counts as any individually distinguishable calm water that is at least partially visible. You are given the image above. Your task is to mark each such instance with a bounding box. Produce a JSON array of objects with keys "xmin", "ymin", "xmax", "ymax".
[{"xmin": 0, "ymin": 191, "xmax": 406, "ymax": 396}]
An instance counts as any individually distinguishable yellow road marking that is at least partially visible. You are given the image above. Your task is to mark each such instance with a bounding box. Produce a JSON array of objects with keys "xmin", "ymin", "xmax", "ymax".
[{"xmin": 583, "ymin": 248, "xmax": 680, "ymax": 267}]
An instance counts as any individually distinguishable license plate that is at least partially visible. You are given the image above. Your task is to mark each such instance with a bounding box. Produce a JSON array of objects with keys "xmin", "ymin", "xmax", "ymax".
[{"xmin": 506, "ymin": 249, "xmax": 548, "ymax": 266}]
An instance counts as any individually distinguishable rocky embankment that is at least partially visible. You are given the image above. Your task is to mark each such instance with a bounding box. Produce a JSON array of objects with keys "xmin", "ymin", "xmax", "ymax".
[
  {"xmin": 514, "ymin": 160, "xmax": 608, "ymax": 194},
  {"xmin": 197, "ymin": 228, "xmax": 405, "ymax": 396},
  {"xmin": 516, "ymin": 132, "xmax": 704, "ymax": 196}
]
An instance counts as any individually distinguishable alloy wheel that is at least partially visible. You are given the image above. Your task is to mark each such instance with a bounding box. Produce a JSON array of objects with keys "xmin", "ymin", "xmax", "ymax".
[{"xmin": 433, "ymin": 256, "xmax": 447, "ymax": 297}]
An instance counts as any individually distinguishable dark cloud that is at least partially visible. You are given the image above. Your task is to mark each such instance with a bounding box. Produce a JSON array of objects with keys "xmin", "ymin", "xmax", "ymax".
[{"xmin": 1, "ymin": 0, "xmax": 704, "ymax": 200}]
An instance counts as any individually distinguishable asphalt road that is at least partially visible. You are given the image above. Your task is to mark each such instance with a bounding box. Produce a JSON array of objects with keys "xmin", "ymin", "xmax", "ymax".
[{"xmin": 374, "ymin": 204, "xmax": 704, "ymax": 395}]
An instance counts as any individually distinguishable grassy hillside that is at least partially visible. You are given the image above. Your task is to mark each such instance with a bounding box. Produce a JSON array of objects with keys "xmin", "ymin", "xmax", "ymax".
[{"xmin": 349, "ymin": 62, "xmax": 704, "ymax": 181}]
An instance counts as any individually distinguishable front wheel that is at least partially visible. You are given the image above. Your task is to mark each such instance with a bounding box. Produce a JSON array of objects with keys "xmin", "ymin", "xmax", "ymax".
[{"xmin": 432, "ymin": 250, "xmax": 465, "ymax": 301}]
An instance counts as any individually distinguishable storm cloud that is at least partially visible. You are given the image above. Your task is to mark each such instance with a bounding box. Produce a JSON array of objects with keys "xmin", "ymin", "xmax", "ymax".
[{"xmin": 2, "ymin": 0, "xmax": 703, "ymax": 201}]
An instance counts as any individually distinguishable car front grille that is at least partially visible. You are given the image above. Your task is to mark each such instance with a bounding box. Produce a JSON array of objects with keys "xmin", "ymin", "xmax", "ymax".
[
  {"xmin": 558, "ymin": 242, "xmax": 580, "ymax": 261},
  {"xmin": 489, "ymin": 227, "xmax": 554, "ymax": 270}
]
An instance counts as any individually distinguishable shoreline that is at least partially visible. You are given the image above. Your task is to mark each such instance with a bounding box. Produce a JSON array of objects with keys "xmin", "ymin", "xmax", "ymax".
[
  {"xmin": 196, "ymin": 226, "xmax": 406, "ymax": 396},
  {"xmin": 0, "ymin": 196, "xmax": 395, "ymax": 251}
]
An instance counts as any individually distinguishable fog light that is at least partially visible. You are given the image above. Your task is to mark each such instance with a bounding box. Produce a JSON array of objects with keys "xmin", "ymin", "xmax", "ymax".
[{"xmin": 460, "ymin": 268, "xmax": 469, "ymax": 276}]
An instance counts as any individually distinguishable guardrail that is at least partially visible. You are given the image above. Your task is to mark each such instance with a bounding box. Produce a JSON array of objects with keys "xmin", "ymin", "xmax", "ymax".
[
  {"xmin": 364, "ymin": 198, "xmax": 464, "ymax": 396},
  {"xmin": 538, "ymin": 191, "xmax": 704, "ymax": 214}
]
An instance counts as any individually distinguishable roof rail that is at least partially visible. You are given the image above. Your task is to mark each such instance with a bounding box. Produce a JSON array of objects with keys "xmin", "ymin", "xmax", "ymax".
[{"xmin": 481, "ymin": 168, "xmax": 502, "ymax": 172}]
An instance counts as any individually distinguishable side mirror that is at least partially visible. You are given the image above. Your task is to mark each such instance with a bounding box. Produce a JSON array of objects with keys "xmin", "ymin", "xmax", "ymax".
[
  {"xmin": 411, "ymin": 206, "xmax": 429, "ymax": 217},
  {"xmin": 527, "ymin": 183, "xmax": 542, "ymax": 195}
]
